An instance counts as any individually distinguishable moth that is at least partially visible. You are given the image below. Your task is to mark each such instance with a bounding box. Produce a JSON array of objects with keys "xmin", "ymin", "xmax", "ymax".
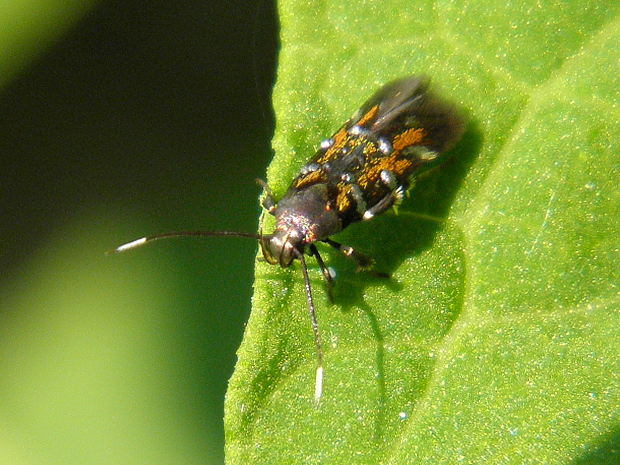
[{"xmin": 112, "ymin": 76, "xmax": 465, "ymax": 402}]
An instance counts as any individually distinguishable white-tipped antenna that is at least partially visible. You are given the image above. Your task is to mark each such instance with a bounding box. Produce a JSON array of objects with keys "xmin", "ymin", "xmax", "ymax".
[
  {"xmin": 314, "ymin": 365, "xmax": 324, "ymax": 405},
  {"xmin": 112, "ymin": 237, "xmax": 148, "ymax": 253},
  {"xmin": 108, "ymin": 230, "xmax": 262, "ymax": 255},
  {"xmin": 295, "ymin": 251, "xmax": 325, "ymax": 406},
  {"xmin": 110, "ymin": 228, "xmax": 326, "ymax": 404}
]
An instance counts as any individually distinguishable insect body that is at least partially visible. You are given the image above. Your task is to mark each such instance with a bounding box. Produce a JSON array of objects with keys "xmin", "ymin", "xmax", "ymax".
[
  {"xmin": 261, "ymin": 76, "xmax": 464, "ymax": 265},
  {"xmin": 112, "ymin": 76, "xmax": 464, "ymax": 403}
]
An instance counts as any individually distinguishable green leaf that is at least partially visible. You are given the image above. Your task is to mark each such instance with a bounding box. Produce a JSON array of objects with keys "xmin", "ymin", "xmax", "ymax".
[{"xmin": 225, "ymin": 0, "xmax": 620, "ymax": 463}]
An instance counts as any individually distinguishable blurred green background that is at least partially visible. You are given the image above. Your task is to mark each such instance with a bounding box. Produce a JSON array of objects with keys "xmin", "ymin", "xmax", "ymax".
[{"xmin": 0, "ymin": 0, "xmax": 277, "ymax": 464}]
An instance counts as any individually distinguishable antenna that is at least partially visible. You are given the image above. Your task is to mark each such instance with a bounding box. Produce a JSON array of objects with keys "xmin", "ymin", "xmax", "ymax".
[
  {"xmin": 295, "ymin": 250, "xmax": 324, "ymax": 404},
  {"xmin": 109, "ymin": 227, "xmax": 327, "ymax": 404},
  {"xmin": 108, "ymin": 230, "xmax": 261, "ymax": 254}
]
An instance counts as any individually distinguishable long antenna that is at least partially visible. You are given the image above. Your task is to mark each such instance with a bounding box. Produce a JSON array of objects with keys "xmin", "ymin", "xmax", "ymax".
[
  {"xmin": 108, "ymin": 230, "xmax": 261, "ymax": 254},
  {"xmin": 296, "ymin": 250, "xmax": 324, "ymax": 404},
  {"xmin": 111, "ymin": 229, "xmax": 326, "ymax": 404}
]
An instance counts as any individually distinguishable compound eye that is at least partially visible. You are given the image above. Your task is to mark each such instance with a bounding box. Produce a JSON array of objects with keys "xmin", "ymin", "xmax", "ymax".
[
  {"xmin": 260, "ymin": 231, "xmax": 298, "ymax": 268},
  {"xmin": 274, "ymin": 237, "xmax": 296, "ymax": 268},
  {"xmin": 278, "ymin": 245, "xmax": 296, "ymax": 268}
]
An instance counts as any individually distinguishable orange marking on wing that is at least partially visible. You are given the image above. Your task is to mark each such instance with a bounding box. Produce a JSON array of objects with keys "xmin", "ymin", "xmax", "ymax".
[
  {"xmin": 358, "ymin": 156, "xmax": 414, "ymax": 190},
  {"xmin": 316, "ymin": 128, "xmax": 348, "ymax": 164},
  {"xmin": 392, "ymin": 128, "xmax": 426, "ymax": 151},
  {"xmin": 333, "ymin": 127, "xmax": 348, "ymax": 145},
  {"xmin": 293, "ymin": 168, "xmax": 326, "ymax": 189},
  {"xmin": 336, "ymin": 185, "xmax": 353, "ymax": 213},
  {"xmin": 356, "ymin": 106, "xmax": 379, "ymax": 126}
]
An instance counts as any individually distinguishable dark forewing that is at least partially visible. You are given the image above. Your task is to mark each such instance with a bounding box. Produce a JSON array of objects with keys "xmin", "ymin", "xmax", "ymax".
[
  {"xmin": 288, "ymin": 76, "xmax": 465, "ymax": 226},
  {"xmin": 354, "ymin": 76, "xmax": 428, "ymax": 133},
  {"xmin": 351, "ymin": 76, "xmax": 464, "ymax": 153}
]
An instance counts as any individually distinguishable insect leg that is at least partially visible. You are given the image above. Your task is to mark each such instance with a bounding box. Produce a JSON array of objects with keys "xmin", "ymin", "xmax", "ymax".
[
  {"xmin": 308, "ymin": 243, "xmax": 334, "ymax": 303},
  {"xmin": 361, "ymin": 185, "xmax": 405, "ymax": 220},
  {"xmin": 323, "ymin": 238, "xmax": 390, "ymax": 278},
  {"xmin": 322, "ymin": 238, "xmax": 374, "ymax": 271}
]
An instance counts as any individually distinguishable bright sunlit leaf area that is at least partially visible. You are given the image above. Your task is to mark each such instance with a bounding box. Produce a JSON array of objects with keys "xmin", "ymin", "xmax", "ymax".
[{"xmin": 225, "ymin": 0, "xmax": 620, "ymax": 463}]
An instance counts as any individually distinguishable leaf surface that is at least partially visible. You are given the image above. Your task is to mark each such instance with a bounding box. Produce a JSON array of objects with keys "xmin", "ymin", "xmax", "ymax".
[{"xmin": 225, "ymin": 0, "xmax": 620, "ymax": 463}]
